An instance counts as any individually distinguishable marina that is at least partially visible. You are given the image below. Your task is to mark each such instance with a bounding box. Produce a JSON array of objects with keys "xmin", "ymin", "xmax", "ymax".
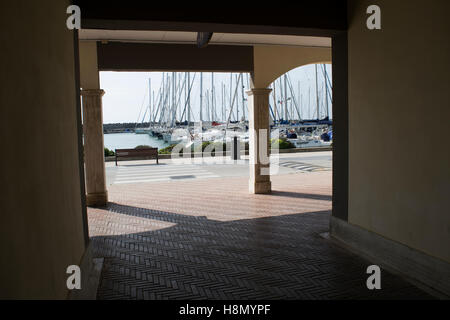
[{"xmin": 119, "ymin": 66, "xmax": 333, "ymax": 151}]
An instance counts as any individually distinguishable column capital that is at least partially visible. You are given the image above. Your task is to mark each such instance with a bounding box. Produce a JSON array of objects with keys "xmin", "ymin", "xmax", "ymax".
[
  {"xmin": 246, "ymin": 88, "xmax": 272, "ymax": 96},
  {"xmin": 81, "ymin": 89, "xmax": 105, "ymax": 97}
]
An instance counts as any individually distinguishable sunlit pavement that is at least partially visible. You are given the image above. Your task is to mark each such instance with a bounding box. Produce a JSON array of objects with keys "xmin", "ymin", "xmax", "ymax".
[
  {"xmin": 105, "ymin": 151, "xmax": 333, "ymax": 185},
  {"xmin": 88, "ymin": 167, "xmax": 433, "ymax": 300}
]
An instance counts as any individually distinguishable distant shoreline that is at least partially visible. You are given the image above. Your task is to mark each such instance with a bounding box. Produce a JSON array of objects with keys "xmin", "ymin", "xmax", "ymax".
[{"xmin": 103, "ymin": 122, "xmax": 149, "ymax": 134}]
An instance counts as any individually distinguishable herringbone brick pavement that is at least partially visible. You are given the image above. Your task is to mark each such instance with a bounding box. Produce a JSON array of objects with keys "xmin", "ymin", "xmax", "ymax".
[{"xmin": 88, "ymin": 173, "xmax": 433, "ymax": 300}]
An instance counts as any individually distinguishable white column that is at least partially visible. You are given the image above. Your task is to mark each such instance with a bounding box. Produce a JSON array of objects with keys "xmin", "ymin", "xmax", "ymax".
[
  {"xmin": 247, "ymin": 88, "xmax": 272, "ymax": 194},
  {"xmin": 81, "ymin": 89, "xmax": 107, "ymax": 206}
]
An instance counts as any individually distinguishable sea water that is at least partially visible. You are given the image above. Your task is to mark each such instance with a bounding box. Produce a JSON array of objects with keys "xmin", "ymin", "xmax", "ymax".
[{"xmin": 104, "ymin": 133, "xmax": 170, "ymax": 151}]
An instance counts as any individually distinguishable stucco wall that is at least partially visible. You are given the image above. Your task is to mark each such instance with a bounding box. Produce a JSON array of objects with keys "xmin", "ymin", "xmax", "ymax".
[
  {"xmin": 0, "ymin": 1, "xmax": 86, "ymax": 298},
  {"xmin": 79, "ymin": 41, "xmax": 100, "ymax": 89},
  {"xmin": 253, "ymin": 45, "xmax": 332, "ymax": 88},
  {"xmin": 348, "ymin": 0, "xmax": 450, "ymax": 263}
]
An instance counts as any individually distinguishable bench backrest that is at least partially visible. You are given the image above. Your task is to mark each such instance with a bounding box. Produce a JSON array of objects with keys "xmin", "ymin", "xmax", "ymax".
[{"xmin": 115, "ymin": 148, "xmax": 158, "ymax": 157}]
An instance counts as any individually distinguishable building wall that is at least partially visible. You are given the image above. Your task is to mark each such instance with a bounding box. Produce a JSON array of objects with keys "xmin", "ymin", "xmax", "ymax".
[
  {"xmin": 0, "ymin": 1, "xmax": 86, "ymax": 298},
  {"xmin": 79, "ymin": 41, "xmax": 100, "ymax": 89},
  {"xmin": 347, "ymin": 0, "xmax": 450, "ymax": 263},
  {"xmin": 252, "ymin": 45, "xmax": 332, "ymax": 88}
]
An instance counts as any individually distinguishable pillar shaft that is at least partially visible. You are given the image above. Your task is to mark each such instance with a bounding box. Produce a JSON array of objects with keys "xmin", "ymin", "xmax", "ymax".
[
  {"xmin": 247, "ymin": 88, "xmax": 272, "ymax": 194},
  {"xmin": 81, "ymin": 89, "xmax": 107, "ymax": 206}
]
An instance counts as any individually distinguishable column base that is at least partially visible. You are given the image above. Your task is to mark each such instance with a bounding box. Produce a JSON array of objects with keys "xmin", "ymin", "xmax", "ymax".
[
  {"xmin": 249, "ymin": 181, "xmax": 272, "ymax": 194},
  {"xmin": 86, "ymin": 191, "xmax": 108, "ymax": 207}
]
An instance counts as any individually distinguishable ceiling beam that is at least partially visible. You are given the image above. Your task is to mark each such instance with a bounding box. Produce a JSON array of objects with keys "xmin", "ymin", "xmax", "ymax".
[
  {"xmin": 96, "ymin": 42, "xmax": 254, "ymax": 73},
  {"xmin": 75, "ymin": 2, "xmax": 347, "ymax": 37}
]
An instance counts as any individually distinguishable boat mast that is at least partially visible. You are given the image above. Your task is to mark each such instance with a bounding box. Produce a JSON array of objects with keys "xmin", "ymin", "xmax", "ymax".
[
  {"xmin": 206, "ymin": 90, "xmax": 210, "ymax": 122},
  {"xmin": 164, "ymin": 73, "xmax": 170, "ymax": 126},
  {"xmin": 148, "ymin": 78, "xmax": 152, "ymax": 126},
  {"xmin": 179, "ymin": 72, "xmax": 196, "ymax": 125},
  {"xmin": 315, "ymin": 64, "xmax": 320, "ymax": 121},
  {"xmin": 152, "ymin": 89, "xmax": 155, "ymax": 127},
  {"xmin": 159, "ymin": 73, "xmax": 165, "ymax": 126},
  {"xmin": 211, "ymin": 73, "xmax": 215, "ymax": 122},
  {"xmin": 172, "ymin": 72, "xmax": 175, "ymax": 127},
  {"xmin": 151, "ymin": 79, "xmax": 159, "ymax": 125},
  {"xmin": 298, "ymin": 81, "xmax": 301, "ymax": 121},
  {"xmin": 187, "ymin": 73, "xmax": 191, "ymax": 127},
  {"xmin": 200, "ymin": 72, "xmax": 203, "ymax": 122},
  {"xmin": 234, "ymin": 75, "xmax": 238, "ymax": 122},
  {"xmin": 241, "ymin": 73, "xmax": 245, "ymax": 121},
  {"xmin": 183, "ymin": 72, "xmax": 187, "ymax": 123},
  {"xmin": 161, "ymin": 73, "xmax": 167, "ymax": 126},
  {"xmin": 222, "ymin": 83, "xmax": 225, "ymax": 122},
  {"xmin": 308, "ymin": 86, "xmax": 311, "ymax": 119},
  {"xmin": 278, "ymin": 78, "xmax": 282, "ymax": 121},
  {"xmin": 286, "ymin": 75, "xmax": 302, "ymax": 121},
  {"xmin": 272, "ymin": 82, "xmax": 278, "ymax": 124},
  {"xmin": 323, "ymin": 64, "xmax": 330, "ymax": 119},
  {"xmin": 284, "ymin": 74, "xmax": 288, "ymax": 121},
  {"xmin": 229, "ymin": 74, "xmax": 233, "ymax": 121},
  {"xmin": 225, "ymin": 73, "xmax": 242, "ymax": 128}
]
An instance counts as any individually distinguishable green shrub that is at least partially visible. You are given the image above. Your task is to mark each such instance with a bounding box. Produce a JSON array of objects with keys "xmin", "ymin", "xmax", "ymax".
[
  {"xmin": 104, "ymin": 147, "xmax": 115, "ymax": 157},
  {"xmin": 201, "ymin": 141, "xmax": 212, "ymax": 151},
  {"xmin": 271, "ymin": 138, "xmax": 296, "ymax": 150},
  {"xmin": 158, "ymin": 144, "xmax": 177, "ymax": 155}
]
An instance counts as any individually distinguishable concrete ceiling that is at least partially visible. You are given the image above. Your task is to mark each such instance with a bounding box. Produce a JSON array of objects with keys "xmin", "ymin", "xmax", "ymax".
[{"xmin": 79, "ymin": 30, "xmax": 331, "ymax": 48}]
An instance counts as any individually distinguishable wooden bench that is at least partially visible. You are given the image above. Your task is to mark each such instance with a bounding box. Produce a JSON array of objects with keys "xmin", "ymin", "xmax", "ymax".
[{"xmin": 115, "ymin": 148, "xmax": 159, "ymax": 166}]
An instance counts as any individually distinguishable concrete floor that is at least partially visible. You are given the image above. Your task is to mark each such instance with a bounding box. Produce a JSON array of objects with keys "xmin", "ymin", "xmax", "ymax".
[{"xmin": 89, "ymin": 171, "xmax": 433, "ymax": 300}]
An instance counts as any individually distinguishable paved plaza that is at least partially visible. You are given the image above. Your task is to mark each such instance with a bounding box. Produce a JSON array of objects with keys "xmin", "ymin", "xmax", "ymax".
[
  {"xmin": 88, "ymin": 167, "xmax": 433, "ymax": 300},
  {"xmin": 106, "ymin": 152, "xmax": 333, "ymax": 185}
]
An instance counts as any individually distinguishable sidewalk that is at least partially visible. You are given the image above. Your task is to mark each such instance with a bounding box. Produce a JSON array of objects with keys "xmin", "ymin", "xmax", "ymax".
[{"xmin": 88, "ymin": 172, "xmax": 433, "ymax": 300}]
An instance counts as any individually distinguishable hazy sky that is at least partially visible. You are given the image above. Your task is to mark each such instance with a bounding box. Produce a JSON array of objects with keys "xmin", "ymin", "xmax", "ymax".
[{"xmin": 100, "ymin": 64, "xmax": 332, "ymax": 124}]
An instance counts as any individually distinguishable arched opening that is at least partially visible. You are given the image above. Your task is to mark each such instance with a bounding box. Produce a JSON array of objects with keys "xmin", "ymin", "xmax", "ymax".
[
  {"xmin": 251, "ymin": 45, "xmax": 332, "ymax": 88},
  {"xmin": 268, "ymin": 64, "xmax": 333, "ymax": 124}
]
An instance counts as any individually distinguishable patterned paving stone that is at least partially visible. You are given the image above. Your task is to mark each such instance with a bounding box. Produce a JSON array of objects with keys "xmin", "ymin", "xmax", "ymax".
[
  {"xmin": 279, "ymin": 161, "xmax": 331, "ymax": 172},
  {"xmin": 88, "ymin": 173, "xmax": 434, "ymax": 300},
  {"xmin": 112, "ymin": 163, "xmax": 219, "ymax": 185}
]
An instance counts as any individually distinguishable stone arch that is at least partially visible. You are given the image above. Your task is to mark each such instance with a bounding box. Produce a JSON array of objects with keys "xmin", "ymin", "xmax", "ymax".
[{"xmin": 251, "ymin": 45, "xmax": 332, "ymax": 88}]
